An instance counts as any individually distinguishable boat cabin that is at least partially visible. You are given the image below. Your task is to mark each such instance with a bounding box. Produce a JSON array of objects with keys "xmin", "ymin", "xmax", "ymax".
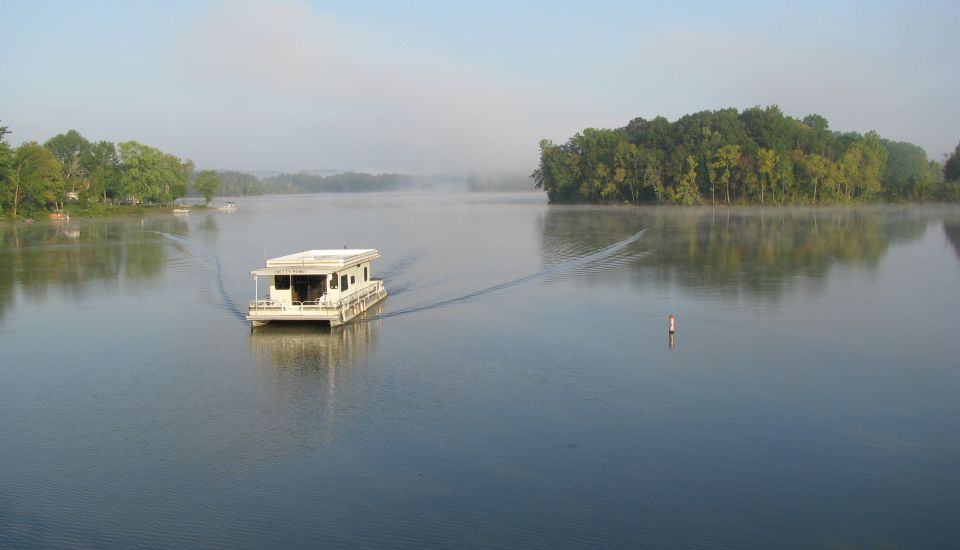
[{"xmin": 247, "ymin": 248, "xmax": 386, "ymax": 327}]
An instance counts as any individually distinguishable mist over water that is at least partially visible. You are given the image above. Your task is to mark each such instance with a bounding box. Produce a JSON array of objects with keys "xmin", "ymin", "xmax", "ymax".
[{"xmin": 1, "ymin": 193, "xmax": 959, "ymax": 548}]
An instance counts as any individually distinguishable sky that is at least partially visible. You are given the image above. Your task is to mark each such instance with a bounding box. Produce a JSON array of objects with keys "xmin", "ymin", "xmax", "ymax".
[{"xmin": 1, "ymin": 0, "xmax": 957, "ymax": 175}]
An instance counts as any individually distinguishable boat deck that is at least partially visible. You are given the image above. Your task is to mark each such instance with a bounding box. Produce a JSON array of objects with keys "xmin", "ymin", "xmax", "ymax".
[{"xmin": 247, "ymin": 279, "xmax": 386, "ymax": 327}]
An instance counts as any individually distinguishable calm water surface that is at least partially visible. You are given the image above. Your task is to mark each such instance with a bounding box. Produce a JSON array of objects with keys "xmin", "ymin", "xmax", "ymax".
[{"xmin": 1, "ymin": 193, "xmax": 959, "ymax": 548}]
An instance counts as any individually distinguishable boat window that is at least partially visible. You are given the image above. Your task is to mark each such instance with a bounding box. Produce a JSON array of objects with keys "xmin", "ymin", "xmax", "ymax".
[
  {"xmin": 341, "ymin": 275, "xmax": 349, "ymax": 291},
  {"xmin": 274, "ymin": 275, "xmax": 291, "ymax": 290},
  {"xmin": 364, "ymin": 267, "xmax": 368, "ymax": 281},
  {"xmin": 350, "ymin": 275, "xmax": 356, "ymax": 284},
  {"xmin": 330, "ymin": 273, "xmax": 338, "ymax": 289}
]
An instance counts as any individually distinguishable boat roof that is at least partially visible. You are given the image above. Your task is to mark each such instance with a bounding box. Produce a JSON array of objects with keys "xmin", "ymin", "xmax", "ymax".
[{"xmin": 252, "ymin": 249, "xmax": 379, "ymax": 275}]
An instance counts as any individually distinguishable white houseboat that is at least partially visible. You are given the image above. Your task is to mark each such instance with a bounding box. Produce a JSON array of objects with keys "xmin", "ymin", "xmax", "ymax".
[{"xmin": 247, "ymin": 248, "xmax": 386, "ymax": 327}]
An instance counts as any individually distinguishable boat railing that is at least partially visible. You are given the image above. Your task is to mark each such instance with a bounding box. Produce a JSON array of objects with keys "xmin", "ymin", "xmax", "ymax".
[
  {"xmin": 248, "ymin": 298, "xmax": 336, "ymax": 311},
  {"xmin": 248, "ymin": 280, "xmax": 385, "ymax": 312}
]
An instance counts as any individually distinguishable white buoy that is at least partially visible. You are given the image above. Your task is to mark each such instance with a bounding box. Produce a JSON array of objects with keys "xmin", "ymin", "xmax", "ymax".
[{"xmin": 668, "ymin": 314, "xmax": 676, "ymax": 334}]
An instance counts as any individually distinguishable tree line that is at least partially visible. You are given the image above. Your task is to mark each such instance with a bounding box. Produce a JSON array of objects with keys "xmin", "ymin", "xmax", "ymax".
[
  {"xmin": 0, "ymin": 124, "xmax": 431, "ymax": 219},
  {"xmin": 532, "ymin": 106, "xmax": 960, "ymax": 205},
  {"xmin": 260, "ymin": 172, "xmax": 417, "ymax": 193},
  {"xmin": 0, "ymin": 126, "xmax": 194, "ymax": 218}
]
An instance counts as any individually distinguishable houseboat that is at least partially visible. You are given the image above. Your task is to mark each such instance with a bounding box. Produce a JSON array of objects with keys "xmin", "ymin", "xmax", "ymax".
[{"xmin": 247, "ymin": 248, "xmax": 386, "ymax": 327}]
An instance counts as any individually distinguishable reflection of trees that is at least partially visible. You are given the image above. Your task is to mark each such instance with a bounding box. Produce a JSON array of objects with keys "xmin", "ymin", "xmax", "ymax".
[
  {"xmin": 944, "ymin": 223, "xmax": 960, "ymax": 260},
  {"xmin": 0, "ymin": 216, "xmax": 186, "ymax": 323},
  {"xmin": 199, "ymin": 213, "xmax": 219, "ymax": 237},
  {"xmin": 538, "ymin": 206, "xmax": 644, "ymax": 258},
  {"xmin": 539, "ymin": 206, "xmax": 929, "ymax": 299}
]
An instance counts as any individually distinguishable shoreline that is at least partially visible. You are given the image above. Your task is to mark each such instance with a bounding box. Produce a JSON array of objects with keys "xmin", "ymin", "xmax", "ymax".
[{"xmin": 0, "ymin": 203, "xmax": 212, "ymax": 223}]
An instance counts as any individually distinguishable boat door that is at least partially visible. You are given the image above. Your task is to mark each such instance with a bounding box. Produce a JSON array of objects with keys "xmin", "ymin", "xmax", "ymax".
[
  {"xmin": 306, "ymin": 275, "xmax": 326, "ymax": 302},
  {"xmin": 292, "ymin": 275, "xmax": 309, "ymax": 303}
]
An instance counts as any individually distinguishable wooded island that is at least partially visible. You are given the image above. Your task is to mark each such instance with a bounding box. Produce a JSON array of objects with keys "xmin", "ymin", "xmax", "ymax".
[{"xmin": 533, "ymin": 106, "xmax": 960, "ymax": 205}]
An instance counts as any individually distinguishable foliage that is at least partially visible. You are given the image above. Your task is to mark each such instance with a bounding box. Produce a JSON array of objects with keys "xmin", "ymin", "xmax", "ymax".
[
  {"xmin": 2, "ymin": 123, "xmax": 423, "ymax": 216},
  {"xmin": 193, "ymin": 170, "xmax": 220, "ymax": 204},
  {"xmin": 945, "ymin": 142, "xmax": 960, "ymax": 182},
  {"xmin": 211, "ymin": 170, "xmax": 266, "ymax": 196},
  {"xmin": 2, "ymin": 126, "xmax": 198, "ymax": 217},
  {"xmin": 118, "ymin": 140, "xmax": 192, "ymax": 205},
  {"xmin": 0, "ymin": 124, "xmax": 12, "ymax": 218},
  {"xmin": 86, "ymin": 140, "xmax": 121, "ymax": 202},
  {"xmin": 5, "ymin": 124, "xmax": 429, "ymax": 216},
  {"xmin": 43, "ymin": 130, "xmax": 128, "ymax": 204},
  {"xmin": 533, "ymin": 106, "xmax": 955, "ymax": 205},
  {"xmin": 10, "ymin": 142, "xmax": 64, "ymax": 217},
  {"xmin": 44, "ymin": 130, "xmax": 90, "ymax": 182},
  {"xmin": 261, "ymin": 172, "xmax": 416, "ymax": 193}
]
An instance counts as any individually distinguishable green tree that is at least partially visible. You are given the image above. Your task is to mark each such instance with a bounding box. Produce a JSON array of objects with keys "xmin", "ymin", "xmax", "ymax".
[
  {"xmin": 708, "ymin": 144, "xmax": 741, "ymax": 205},
  {"xmin": 573, "ymin": 128, "xmax": 621, "ymax": 203},
  {"xmin": 944, "ymin": 141, "xmax": 960, "ymax": 182},
  {"xmin": 804, "ymin": 153, "xmax": 828, "ymax": 205},
  {"xmin": 86, "ymin": 141, "xmax": 121, "ymax": 202},
  {"xmin": 118, "ymin": 141, "xmax": 192, "ymax": 204},
  {"xmin": 0, "ymin": 124, "xmax": 13, "ymax": 217},
  {"xmin": 858, "ymin": 132, "xmax": 887, "ymax": 201},
  {"xmin": 882, "ymin": 140, "xmax": 934, "ymax": 199},
  {"xmin": 215, "ymin": 170, "xmax": 266, "ymax": 196},
  {"xmin": 194, "ymin": 170, "xmax": 220, "ymax": 204},
  {"xmin": 775, "ymin": 153, "xmax": 795, "ymax": 205},
  {"xmin": 10, "ymin": 143, "xmax": 63, "ymax": 217},
  {"xmin": 44, "ymin": 130, "xmax": 91, "ymax": 190},
  {"xmin": 642, "ymin": 149, "xmax": 665, "ymax": 202},
  {"xmin": 757, "ymin": 148, "xmax": 778, "ymax": 205},
  {"xmin": 741, "ymin": 105, "xmax": 792, "ymax": 151},
  {"xmin": 167, "ymin": 156, "xmax": 193, "ymax": 201},
  {"xmin": 671, "ymin": 156, "xmax": 702, "ymax": 205},
  {"xmin": 613, "ymin": 140, "xmax": 644, "ymax": 203},
  {"xmin": 532, "ymin": 139, "xmax": 582, "ymax": 203},
  {"xmin": 800, "ymin": 114, "xmax": 831, "ymax": 155}
]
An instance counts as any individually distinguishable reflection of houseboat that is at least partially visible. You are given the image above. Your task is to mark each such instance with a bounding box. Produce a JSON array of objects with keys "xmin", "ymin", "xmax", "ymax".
[
  {"xmin": 250, "ymin": 311, "xmax": 381, "ymax": 370},
  {"xmin": 247, "ymin": 249, "xmax": 387, "ymax": 327}
]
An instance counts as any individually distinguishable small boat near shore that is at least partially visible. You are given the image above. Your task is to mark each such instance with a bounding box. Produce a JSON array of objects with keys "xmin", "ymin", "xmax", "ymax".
[
  {"xmin": 218, "ymin": 201, "xmax": 238, "ymax": 211},
  {"xmin": 247, "ymin": 248, "xmax": 387, "ymax": 327},
  {"xmin": 172, "ymin": 206, "xmax": 191, "ymax": 214},
  {"xmin": 48, "ymin": 210, "xmax": 69, "ymax": 221}
]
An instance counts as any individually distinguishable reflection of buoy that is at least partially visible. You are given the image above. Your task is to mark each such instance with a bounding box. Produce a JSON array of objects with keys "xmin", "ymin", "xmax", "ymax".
[
  {"xmin": 669, "ymin": 332, "xmax": 675, "ymax": 351},
  {"xmin": 668, "ymin": 314, "xmax": 676, "ymax": 334}
]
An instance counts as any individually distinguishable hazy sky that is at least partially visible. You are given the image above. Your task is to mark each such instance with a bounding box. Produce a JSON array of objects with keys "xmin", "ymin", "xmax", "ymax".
[{"xmin": 2, "ymin": 0, "xmax": 957, "ymax": 174}]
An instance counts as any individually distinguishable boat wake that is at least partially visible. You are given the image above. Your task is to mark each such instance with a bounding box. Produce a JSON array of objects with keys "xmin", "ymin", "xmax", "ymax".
[
  {"xmin": 365, "ymin": 228, "xmax": 647, "ymax": 322},
  {"xmin": 376, "ymin": 252, "xmax": 422, "ymax": 297},
  {"xmin": 150, "ymin": 231, "xmax": 247, "ymax": 322},
  {"xmin": 150, "ymin": 227, "xmax": 646, "ymax": 327}
]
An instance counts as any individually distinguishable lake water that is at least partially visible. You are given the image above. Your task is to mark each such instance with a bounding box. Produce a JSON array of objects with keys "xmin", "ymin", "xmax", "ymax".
[{"xmin": 1, "ymin": 192, "xmax": 959, "ymax": 548}]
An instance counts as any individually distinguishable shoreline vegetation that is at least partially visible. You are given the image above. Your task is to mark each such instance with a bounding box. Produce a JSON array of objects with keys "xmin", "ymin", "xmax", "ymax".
[
  {"xmin": 4, "ymin": 107, "xmax": 959, "ymax": 221},
  {"xmin": 533, "ymin": 106, "xmax": 960, "ymax": 205},
  {"xmin": 0, "ymin": 124, "xmax": 448, "ymax": 221}
]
